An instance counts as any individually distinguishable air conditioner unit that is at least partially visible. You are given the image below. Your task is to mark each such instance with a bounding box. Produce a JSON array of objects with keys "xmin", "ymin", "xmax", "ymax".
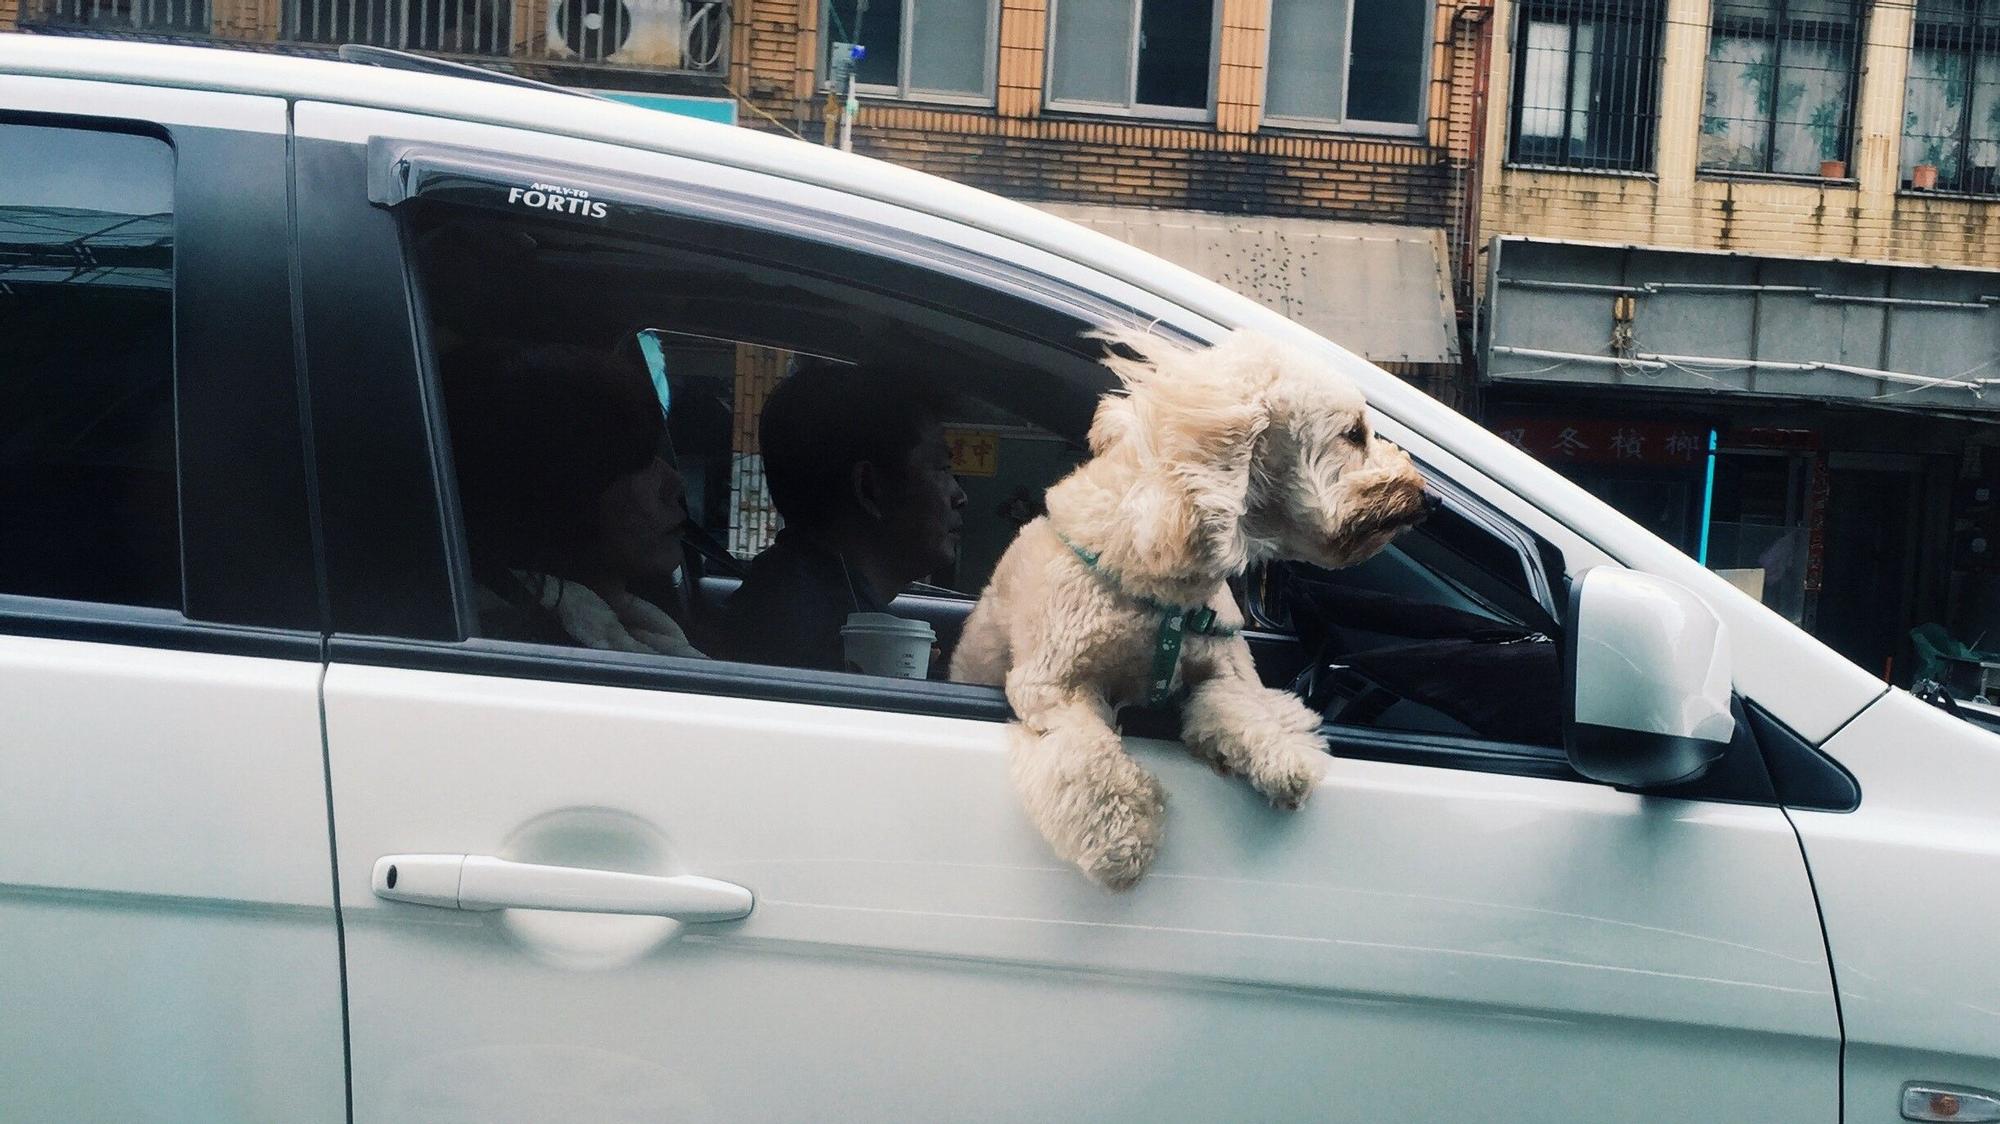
[{"xmin": 546, "ymin": 0, "xmax": 683, "ymax": 67}]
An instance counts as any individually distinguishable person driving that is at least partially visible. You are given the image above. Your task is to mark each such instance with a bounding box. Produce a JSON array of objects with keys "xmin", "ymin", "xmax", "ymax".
[
  {"xmin": 713, "ymin": 360, "xmax": 967, "ymax": 671},
  {"xmin": 441, "ymin": 342, "xmax": 704, "ymax": 658}
]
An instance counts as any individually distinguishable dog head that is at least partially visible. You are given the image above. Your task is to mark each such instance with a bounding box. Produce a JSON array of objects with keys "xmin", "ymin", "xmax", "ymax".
[
  {"xmin": 1239, "ymin": 338, "xmax": 1430, "ymax": 570},
  {"xmin": 1079, "ymin": 330, "xmax": 1427, "ymax": 584}
]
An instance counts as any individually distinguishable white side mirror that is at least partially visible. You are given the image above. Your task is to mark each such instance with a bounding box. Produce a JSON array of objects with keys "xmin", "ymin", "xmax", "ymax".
[{"xmin": 1565, "ymin": 567, "xmax": 1735, "ymax": 789}]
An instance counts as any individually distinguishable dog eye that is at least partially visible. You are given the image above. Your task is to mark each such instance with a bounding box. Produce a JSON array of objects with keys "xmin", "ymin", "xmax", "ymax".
[{"xmin": 1344, "ymin": 424, "xmax": 1367, "ymax": 444}]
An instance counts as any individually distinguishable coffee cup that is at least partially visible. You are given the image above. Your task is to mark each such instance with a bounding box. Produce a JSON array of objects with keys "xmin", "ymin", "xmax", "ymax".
[{"xmin": 840, "ymin": 612, "xmax": 936, "ymax": 679}]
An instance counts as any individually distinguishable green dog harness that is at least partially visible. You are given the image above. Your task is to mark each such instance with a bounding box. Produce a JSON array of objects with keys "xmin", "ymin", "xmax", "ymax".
[{"xmin": 1058, "ymin": 532, "xmax": 1239, "ymax": 706}]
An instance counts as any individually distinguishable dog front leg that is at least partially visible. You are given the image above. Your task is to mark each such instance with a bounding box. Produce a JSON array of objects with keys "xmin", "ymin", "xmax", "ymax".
[
  {"xmin": 1006, "ymin": 685, "xmax": 1165, "ymax": 891},
  {"xmin": 1181, "ymin": 662, "xmax": 1328, "ymax": 811}
]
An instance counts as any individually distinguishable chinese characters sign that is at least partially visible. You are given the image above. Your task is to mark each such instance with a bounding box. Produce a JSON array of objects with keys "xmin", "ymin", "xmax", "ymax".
[
  {"xmin": 1488, "ymin": 418, "xmax": 1708, "ymax": 468},
  {"xmin": 945, "ymin": 429, "xmax": 1000, "ymax": 477}
]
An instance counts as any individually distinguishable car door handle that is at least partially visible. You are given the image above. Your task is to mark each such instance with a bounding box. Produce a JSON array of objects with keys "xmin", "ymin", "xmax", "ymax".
[{"xmin": 371, "ymin": 854, "xmax": 753, "ymax": 922}]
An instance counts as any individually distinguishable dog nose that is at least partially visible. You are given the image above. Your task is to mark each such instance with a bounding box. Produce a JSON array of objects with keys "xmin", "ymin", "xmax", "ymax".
[{"xmin": 1420, "ymin": 491, "xmax": 1443, "ymax": 515}]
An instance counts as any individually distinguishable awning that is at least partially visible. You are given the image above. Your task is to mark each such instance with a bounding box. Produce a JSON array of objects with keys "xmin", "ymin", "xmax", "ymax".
[
  {"xmin": 1486, "ymin": 236, "xmax": 2000, "ymax": 413},
  {"xmin": 1036, "ymin": 204, "xmax": 1460, "ymax": 365}
]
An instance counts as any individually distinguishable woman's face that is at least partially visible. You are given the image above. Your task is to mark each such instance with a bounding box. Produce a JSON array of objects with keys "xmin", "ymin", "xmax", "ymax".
[{"xmin": 596, "ymin": 455, "xmax": 688, "ymax": 581}]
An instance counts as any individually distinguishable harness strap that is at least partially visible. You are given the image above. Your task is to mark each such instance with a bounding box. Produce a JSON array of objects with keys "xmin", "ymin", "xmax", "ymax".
[{"xmin": 1057, "ymin": 532, "xmax": 1238, "ymax": 706}]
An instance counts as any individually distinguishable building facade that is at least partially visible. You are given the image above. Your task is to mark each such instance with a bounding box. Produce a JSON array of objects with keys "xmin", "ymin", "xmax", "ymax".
[
  {"xmin": 6, "ymin": 0, "xmax": 1493, "ymax": 400},
  {"xmin": 1478, "ymin": 0, "xmax": 2000, "ymax": 683}
]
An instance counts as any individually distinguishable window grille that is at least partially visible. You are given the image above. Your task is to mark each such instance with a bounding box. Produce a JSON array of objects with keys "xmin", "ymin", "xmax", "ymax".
[
  {"xmin": 1700, "ymin": 0, "xmax": 1862, "ymax": 176},
  {"xmin": 282, "ymin": 0, "xmax": 509, "ymax": 54},
  {"xmin": 1509, "ymin": 0, "xmax": 1665, "ymax": 171},
  {"xmin": 272, "ymin": 0, "xmax": 727, "ymax": 70},
  {"xmin": 33, "ymin": 0, "xmax": 207, "ymax": 32},
  {"xmin": 1903, "ymin": 0, "xmax": 2000, "ymax": 194}
]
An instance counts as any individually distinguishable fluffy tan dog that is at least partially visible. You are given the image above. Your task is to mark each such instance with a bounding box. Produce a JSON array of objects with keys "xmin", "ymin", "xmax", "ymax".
[{"xmin": 951, "ymin": 330, "xmax": 1429, "ymax": 889}]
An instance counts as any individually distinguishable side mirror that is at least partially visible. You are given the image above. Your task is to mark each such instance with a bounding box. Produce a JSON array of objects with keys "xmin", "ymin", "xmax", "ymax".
[{"xmin": 1565, "ymin": 568, "xmax": 1735, "ymax": 789}]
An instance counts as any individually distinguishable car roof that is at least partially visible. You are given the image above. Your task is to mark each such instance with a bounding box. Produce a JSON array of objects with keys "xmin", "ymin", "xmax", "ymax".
[{"xmin": 2, "ymin": 37, "xmax": 1239, "ymax": 321}]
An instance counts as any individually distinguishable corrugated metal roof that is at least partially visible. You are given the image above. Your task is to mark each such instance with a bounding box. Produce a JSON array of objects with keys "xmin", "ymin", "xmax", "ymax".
[{"xmin": 1035, "ymin": 203, "xmax": 1460, "ymax": 365}]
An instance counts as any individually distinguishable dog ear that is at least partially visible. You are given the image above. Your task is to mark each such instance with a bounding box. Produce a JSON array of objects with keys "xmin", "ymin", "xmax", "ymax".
[
  {"xmin": 1087, "ymin": 393, "xmax": 1140, "ymax": 456},
  {"xmin": 1105, "ymin": 335, "xmax": 1274, "ymax": 582}
]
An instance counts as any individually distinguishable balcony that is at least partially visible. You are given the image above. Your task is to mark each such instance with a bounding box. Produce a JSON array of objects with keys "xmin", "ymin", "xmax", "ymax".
[{"xmin": 24, "ymin": 0, "xmax": 730, "ymax": 75}]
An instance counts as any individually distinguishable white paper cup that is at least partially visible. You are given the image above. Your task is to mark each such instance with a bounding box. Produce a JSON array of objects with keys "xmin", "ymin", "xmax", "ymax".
[{"xmin": 840, "ymin": 612, "xmax": 936, "ymax": 679}]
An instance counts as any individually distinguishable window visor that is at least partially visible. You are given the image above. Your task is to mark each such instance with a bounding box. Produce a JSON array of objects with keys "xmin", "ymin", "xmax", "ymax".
[{"xmin": 363, "ymin": 137, "xmax": 1192, "ymax": 341}]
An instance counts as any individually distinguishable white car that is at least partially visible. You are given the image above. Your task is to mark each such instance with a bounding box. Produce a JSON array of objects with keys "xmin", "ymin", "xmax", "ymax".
[{"xmin": 3, "ymin": 35, "xmax": 1996, "ymax": 1124}]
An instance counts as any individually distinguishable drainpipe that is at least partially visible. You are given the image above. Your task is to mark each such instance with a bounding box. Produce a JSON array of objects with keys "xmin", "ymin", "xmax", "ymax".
[{"xmin": 1454, "ymin": 0, "xmax": 1494, "ymax": 413}]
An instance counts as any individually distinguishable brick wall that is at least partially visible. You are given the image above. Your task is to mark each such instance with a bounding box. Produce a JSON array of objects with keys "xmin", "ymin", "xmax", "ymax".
[
  {"xmin": 733, "ymin": 0, "xmax": 1483, "ymax": 237},
  {"xmin": 2, "ymin": 0, "xmax": 18, "ymax": 30},
  {"xmin": 1482, "ymin": 0, "xmax": 2000, "ymax": 276},
  {"xmin": 844, "ymin": 110, "xmax": 1455, "ymax": 228}
]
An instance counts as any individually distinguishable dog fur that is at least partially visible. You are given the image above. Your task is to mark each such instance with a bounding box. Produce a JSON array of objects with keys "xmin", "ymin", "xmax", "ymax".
[{"xmin": 951, "ymin": 330, "xmax": 1429, "ymax": 889}]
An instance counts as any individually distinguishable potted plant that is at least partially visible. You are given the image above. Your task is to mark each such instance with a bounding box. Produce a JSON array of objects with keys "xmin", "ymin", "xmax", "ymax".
[{"xmin": 1820, "ymin": 159, "xmax": 1848, "ymax": 179}]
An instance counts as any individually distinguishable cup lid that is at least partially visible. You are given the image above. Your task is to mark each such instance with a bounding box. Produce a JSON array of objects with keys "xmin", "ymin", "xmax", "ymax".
[{"xmin": 841, "ymin": 612, "xmax": 936, "ymax": 639}]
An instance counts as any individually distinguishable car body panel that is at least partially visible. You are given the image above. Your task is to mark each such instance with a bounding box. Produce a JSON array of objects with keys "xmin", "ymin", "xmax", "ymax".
[
  {"xmin": 0, "ymin": 634, "xmax": 345, "ymax": 1122},
  {"xmin": 1796, "ymin": 688, "xmax": 2000, "ymax": 1122},
  {"xmin": 327, "ymin": 663, "xmax": 1837, "ymax": 1122}
]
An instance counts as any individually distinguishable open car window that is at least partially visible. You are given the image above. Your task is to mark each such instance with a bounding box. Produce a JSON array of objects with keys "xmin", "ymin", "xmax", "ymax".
[
  {"xmin": 402, "ymin": 174, "xmax": 1566, "ymax": 749},
  {"xmin": 1254, "ymin": 496, "xmax": 1567, "ymax": 750}
]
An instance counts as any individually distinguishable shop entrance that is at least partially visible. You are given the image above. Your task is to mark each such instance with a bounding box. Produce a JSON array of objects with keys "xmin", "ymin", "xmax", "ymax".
[{"xmin": 1816, "ymin": 459, "xmax": 1923, "ymax": 681}]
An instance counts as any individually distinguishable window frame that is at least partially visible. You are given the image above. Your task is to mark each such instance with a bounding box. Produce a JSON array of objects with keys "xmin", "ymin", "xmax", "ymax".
[
  {"xmin": 820, "ymin": 0, "xmax": 1003, "ymax": 106},
  {"xmin": 0, "ymin": 102, "xmax": 321, "ymax": 638},
  {"xmin": 1042, "ymin": 0, "xmax": 1223, "ymax": 121},
  {"xmin": 1257, "ymin": 0, "xmax": 1432, "ymax": 137},
  {"xmin": 303, "ymin": 126, "xmax": 1836, "ymax": 805},
  {"xmin": 1506, "ymin": 0, "xmax": 1667, "ymax": 173},
  {"xmin": 1902, "ymin": 0, "xmax": 2000, "ymax": 195},
  {"xmin": 1697, "ymin": 0, "xmax": 1865, "ymax": 178}
]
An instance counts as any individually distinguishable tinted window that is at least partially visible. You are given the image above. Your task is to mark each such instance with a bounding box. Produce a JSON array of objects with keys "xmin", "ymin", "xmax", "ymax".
[{"xmin": 0, "ymin": 125, "xmax": 179, "ymax": 609}]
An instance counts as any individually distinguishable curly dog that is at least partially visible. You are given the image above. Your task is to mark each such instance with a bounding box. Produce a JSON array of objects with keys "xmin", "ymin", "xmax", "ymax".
[{"xmin": 951, "ymin": 330, "xmax": 1429, "ymax": 888}]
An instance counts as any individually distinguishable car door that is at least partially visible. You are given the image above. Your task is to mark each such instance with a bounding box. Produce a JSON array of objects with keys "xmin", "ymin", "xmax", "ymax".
[
  {"xmin": 0, "ymin": 79, "xmax": 344, "ymax": 1121},
  {"xmin": 296, "ymin": 101, "xmax": 1841, "ymax": 1122}
]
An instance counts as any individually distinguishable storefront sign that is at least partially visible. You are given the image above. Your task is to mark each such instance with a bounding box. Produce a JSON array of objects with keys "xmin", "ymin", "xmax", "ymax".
[{"xmin": 1488, "ymin": 418, "xmax": 1709, "ymax": 467}]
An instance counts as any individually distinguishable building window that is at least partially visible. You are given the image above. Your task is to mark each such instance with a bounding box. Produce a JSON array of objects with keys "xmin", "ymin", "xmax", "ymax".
[
  {"xmin": 1047, "ymin": 0, "xmax": 1217, "ymax": 117},
  {"xmin": 824, "ymin": 0, "xmax": 997, "ymax": 100},
  {"xmin": 1700, "ymin": 0, "xmax": 1862, "ymax": 176},
  {"xmin": 1264, "ymin": 0, "xmax": 1430, "ymax": 129},
  {"xmin": 1903, "ymin": 0, "xmax": 2000, "ymax": 193},
  {"xmin": 1509, "ymin": 0, "xmax": 1665, "ymax": 171}
]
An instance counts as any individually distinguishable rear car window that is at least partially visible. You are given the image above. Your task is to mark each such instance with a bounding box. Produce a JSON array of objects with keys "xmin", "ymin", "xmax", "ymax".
[{"xmin": 0, "ymin": 124, "xmax": 179, "ymax": 609}]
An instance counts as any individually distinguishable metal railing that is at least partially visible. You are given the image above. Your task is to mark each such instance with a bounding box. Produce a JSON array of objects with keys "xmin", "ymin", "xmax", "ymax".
[
  {"xmin": 282, "ymin": 0, "xmax": 728, "ymax": 70},
  {"xmin": 27, "ymin": 0, "xmax": 728, "ymax": 74},
  {"xmin": 34, "ymin": 0, "xmax": 209, "ymax": 33},
  {"xmin": 1508, "ymin": 0, "xmax": 1665, "ymax": 171}
]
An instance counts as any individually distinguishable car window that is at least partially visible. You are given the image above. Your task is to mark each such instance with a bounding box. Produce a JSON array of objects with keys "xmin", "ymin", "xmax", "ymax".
[
  {"xmin": 0, "ymin": 124, "xmax": 179, "ymax": 609},
  {"xmin": 401, "ymin": 190, "xmax": 1564, "ymax": 749},
  {"xmin": 404, "ymin": 201, "xmax": 1097, "ymax": 676}
]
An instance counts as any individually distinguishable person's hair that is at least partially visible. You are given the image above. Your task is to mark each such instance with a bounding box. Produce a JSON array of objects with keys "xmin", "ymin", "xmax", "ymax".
[
  {"xmin": 760, "ymin": 360, "xmax": 947, "ymax": 528},
  {"xmin": 440, "ymin": 341, "xmax": 664, "ymax": 575}
]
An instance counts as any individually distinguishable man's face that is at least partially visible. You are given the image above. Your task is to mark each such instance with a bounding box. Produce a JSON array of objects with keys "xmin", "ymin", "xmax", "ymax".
[{"xmin": 880, "ymin": 419, "xmax": 968, "ymax": 578}]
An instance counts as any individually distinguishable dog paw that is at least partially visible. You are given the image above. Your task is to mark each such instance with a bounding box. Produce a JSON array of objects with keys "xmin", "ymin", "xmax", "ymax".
[
  {"xmin": 1242, "ymin": 733, "xmax": 1327, "ymax": 811},
  {"xmin": 1074, "ymin": 770, "xmax": 1166, "ymax": 891}
]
